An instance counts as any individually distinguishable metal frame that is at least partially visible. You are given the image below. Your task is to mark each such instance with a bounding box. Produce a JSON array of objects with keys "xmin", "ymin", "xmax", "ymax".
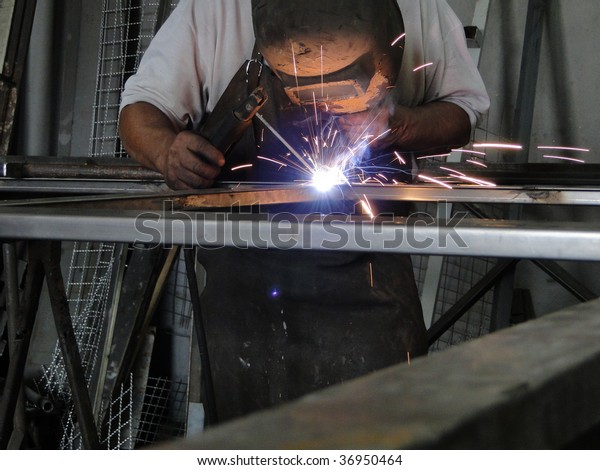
[{"xmin": 1, "ymin": 183, "xmax": 600, "ymax": 446}]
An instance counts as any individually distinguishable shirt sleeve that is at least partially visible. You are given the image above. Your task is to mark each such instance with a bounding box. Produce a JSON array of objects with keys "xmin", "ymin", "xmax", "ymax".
[
  {"xmin": 119, "ymin": 0, "xmax": 212, "ymax": 131},
  {"xmin": 422, "ymin": 0, "xmax": 490, "ymax": 129}
]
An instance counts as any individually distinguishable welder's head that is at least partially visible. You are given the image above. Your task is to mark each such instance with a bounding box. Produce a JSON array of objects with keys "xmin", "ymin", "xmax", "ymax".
[{"xmin": 251, "ymin": 0, "xmax": 405, "ymax": 114}]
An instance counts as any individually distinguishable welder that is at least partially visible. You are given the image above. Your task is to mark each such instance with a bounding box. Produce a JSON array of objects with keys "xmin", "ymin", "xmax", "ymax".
[{"xmin": 118, "ymin": 0, "xmax": 490, "ymax": 422}]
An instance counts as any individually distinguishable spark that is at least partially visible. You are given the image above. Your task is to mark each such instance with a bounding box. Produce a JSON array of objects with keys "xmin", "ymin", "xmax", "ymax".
[
  {"xmin": 473, "ymin": 142, "xmax": 523, "ymax": 150},
  {"xmin": 394, "ymin": 151, "xmax": 406, "ymax": 165},
  {"xmin": 257, "ymin": 156, "xmax": 288, "ymax": 167},
  {"xmin": 538, "ymin": 145, "xmax": 590, "ymax": 152},
  {"xmin": 256, "ymin": 113, "xmax": 314, "ymax": 174},
  {"xmin": 418, "ymin": 174, "xmax": 454, "ymax": 189},
  {"xmin": 413, "ymin": 62, "xmax": 433, "ymax": 72},
  {"xmin": 440, "ymin": 166, "xmax": 496, "ymax": 186},
  {"xmin": 369, "ymin": 262, "xmax": 374, "ymax": 288},
  {"xmin": 542, "ymin": 155, "xmax": 586, "ymax": 163},
  {"xmin": 231, "ymin": 164, "xmax": 252, "ymax": 171},
  {"xmin": 454, "ymin": 175, "xmax": 496, "ymax": 186},
  {"xmin": 466, "ymin": 159, "xmax": 488, "ymax": 168},
  {"xmin": 360, "ymin": 196, "xmax": 375, "ymax": 219},
  {"xmin": 291, "ymin": 42, "xmax": 300, "ymax": 92},
  {"xmin": 321, "ymin": 45, "xmax": 324, "ymax": 98},
  {"xmin": 416, "ymin": 153, "xmax": 451, "ymax": 160},
  {"xmin": 407, "ymin": 352, "xmax": 411, "ymax": 366},
  {"xmin": 391, "ymin": 33, "xmax": 406, "ymax": 46},
  {"xmin": 366, "ymin": 128, "xmax": 392, "ymax": 146}
]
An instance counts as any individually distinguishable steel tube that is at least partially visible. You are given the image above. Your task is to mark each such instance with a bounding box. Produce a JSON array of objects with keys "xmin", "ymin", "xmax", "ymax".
[{"xmin": 0, "ymin": 207, "xmax": 599, "ymax": 261}]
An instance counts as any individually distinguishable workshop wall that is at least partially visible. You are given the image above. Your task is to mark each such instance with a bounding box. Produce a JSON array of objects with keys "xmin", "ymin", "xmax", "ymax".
[{"xmin": 476, "ymin": 1, "xmax": 600, "ymax": 316}]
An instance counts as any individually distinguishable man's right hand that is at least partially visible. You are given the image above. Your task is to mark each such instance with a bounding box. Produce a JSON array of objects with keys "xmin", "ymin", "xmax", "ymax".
[
  {"xmin": 162, "ymin": 131, "xmax": 225, "ymax": 190},
  {"xmin": 119, "ymin": 102, "xmax": 225, "ymax": 190}
]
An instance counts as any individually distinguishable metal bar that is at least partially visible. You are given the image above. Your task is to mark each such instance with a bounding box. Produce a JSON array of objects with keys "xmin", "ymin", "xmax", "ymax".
[
  {"xmin": 427, "ymin": 259, "xmax": 519, "ymax": 345},
  {"xmin": 5, "ymin": 183, "xmax": 600, "ymax": 210},
  {"xmin": 0, "ymin": 208, "xmax": 600, "ymax": 261},
  {"xmin": 155, "ymin": 297, "xmax": 600, "ymax": 450},
  {"xmin": 0, "ymin": 1, "xmax": 16, "ymax": 68},
  {"xmin": 38, "ymin": 240, "xmax": 99, "ymax": 449},
  {"xmin": 533, "ymin": 260, "xmax": 598, "ymax": 302},
  {"xmin": 0, "ymin": 242, "xmax": 43, "ymax": 449},
  {"xmin": 463, "ymin": 202, "xmax": 599, "ymax": 305},
  {"xmin": 0, "ymin": 0, "xmax": 37, "ymax": 155},
  {"xmin": 0, "ymin": 242, "xmax": 22, "ymax": 448},
  {"xmin": 511, "ymin": 0, "xmax": 549, "ymax": 162},
  {"xmin": 2, "ymin": 162, "xmax": 163, "ymax": 180},
  {"xmin": 420, "ymin": 202, "xmax": 453, "ymax": 328},
  {"xmin": 183, "ymin": 248, "xmax": 218, "ymax": 426},
  {"xmin": 0, "ymin": 179, "xmax": 167, "ymax": 194},
  {"xmin": 100, "ymin": 244, "xmax": 176, "ymax": 424},
  {"xmin": 489, "ymin": 265, "xmax": 517, "ymax": 332}
]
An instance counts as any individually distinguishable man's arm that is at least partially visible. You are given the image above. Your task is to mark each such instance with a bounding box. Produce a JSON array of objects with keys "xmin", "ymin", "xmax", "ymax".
[
  {"xmin": 340, "ymin": 100, "xmax": 472, "ymax": 155},
  {"xmin": 119, "ymin": 102, "xmax": 225, "ymax": 189}
]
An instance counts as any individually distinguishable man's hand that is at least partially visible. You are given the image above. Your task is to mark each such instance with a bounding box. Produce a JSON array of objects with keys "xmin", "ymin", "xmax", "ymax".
[
  {"xmin": 338, "ymin": 98, "xmax": 471, "ymax": 155},
  {"xmin": 162, "ymin": 131, "xmax": 224, "ymax": 189},
  {"xmin": 119, "ymin": 102, "xmax": 224, "ymax": 190}
]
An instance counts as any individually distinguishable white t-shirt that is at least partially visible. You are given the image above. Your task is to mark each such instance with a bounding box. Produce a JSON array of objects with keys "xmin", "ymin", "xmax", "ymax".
[{"xmin": 120, "ymin": 0, "xmax": 490, "ymax": 131}]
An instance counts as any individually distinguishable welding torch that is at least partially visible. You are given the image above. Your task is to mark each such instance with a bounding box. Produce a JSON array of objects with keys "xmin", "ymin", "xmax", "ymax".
[{"xmin": 200, "ymin": 86, "xmax": 268, "ymax": 155}]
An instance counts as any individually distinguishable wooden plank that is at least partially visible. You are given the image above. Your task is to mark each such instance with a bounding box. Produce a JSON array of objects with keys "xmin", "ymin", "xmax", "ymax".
[
  {"xmin": 0, "ymin": 0, "xmax": 36, "ymax": 155},
  {"xmin": 156, "ymin": 297, "xmax": 600, "ymax": 449},
  {"xmin": 0, "ymin": 0, "xmax": 16, "ymax": 69}
]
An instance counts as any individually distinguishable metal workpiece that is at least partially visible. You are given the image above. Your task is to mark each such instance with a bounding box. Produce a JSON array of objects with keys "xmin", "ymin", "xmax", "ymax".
[
  {"xmin": 4, "ymin": 183, "xmax": 600, "ymax": 210},
  {"xmin": 0, "ymin": 155, "xmax": 164, "ymax": 180},
  {"xmin": 0, "ymin": 206, "xmax": 599, "ymax": 261},
  {"xmin": 0, "ymin": 179, "xmax": 168, "ymax": 195}
]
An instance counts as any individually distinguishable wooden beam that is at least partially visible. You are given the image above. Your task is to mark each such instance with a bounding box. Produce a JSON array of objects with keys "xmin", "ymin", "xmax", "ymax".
[{"xmin": 156, "ymin": 297, "xmax": 600, "ymax": 449}]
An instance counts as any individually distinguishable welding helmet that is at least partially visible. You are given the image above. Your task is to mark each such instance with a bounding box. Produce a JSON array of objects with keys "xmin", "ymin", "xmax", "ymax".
[{"xmin": 251, "ymin": 0, "xmax": 405, "ymax": 115}]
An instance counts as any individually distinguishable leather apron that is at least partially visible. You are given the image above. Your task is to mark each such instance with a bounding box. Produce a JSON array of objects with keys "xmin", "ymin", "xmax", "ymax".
[{"xmin": 195, "ymin": 52, "xmax": 427, "ymax": 422}]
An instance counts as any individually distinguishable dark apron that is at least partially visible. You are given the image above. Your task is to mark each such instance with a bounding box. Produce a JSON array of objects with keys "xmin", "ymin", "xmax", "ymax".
[{"xmin": 195, "ymin": 52, "xmax": 427, "ymax": 422}]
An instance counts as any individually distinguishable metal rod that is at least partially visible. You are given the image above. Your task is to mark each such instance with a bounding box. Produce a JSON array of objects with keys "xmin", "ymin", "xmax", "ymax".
[
  {"xmin": 39, "ymin": 240, "xmax": 100, "ymax": 449},
  {"xmin": 0, "ymin": 242, "xmax": 43, "ymax": 449},
  {"xmin": 183, "ymin": 248, "xmax": 219, "ymax": 426},
  {"xmin": 511, "ymin": 0, "xmax": 549, "ymax": 162},
  {"xmin": 533, "ymin": 259, "xmax": 598, "ymax": 302},
  {"xmin": 0, "ymin": 243, "xmax": 22, "ymax": 448}
]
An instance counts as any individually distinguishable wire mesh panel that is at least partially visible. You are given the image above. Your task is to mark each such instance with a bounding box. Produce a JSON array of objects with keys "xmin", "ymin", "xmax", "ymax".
[
  {"xmin": 89, "ymin": 0, "xmax": 175, "ymax": 159},
  {"xmin": 133, "ymin": 376, "xmax": 188, "ymax": 448},
  {"xmin": 39, "ymin": 242, "xmax": 120, "ymax": 449}
]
